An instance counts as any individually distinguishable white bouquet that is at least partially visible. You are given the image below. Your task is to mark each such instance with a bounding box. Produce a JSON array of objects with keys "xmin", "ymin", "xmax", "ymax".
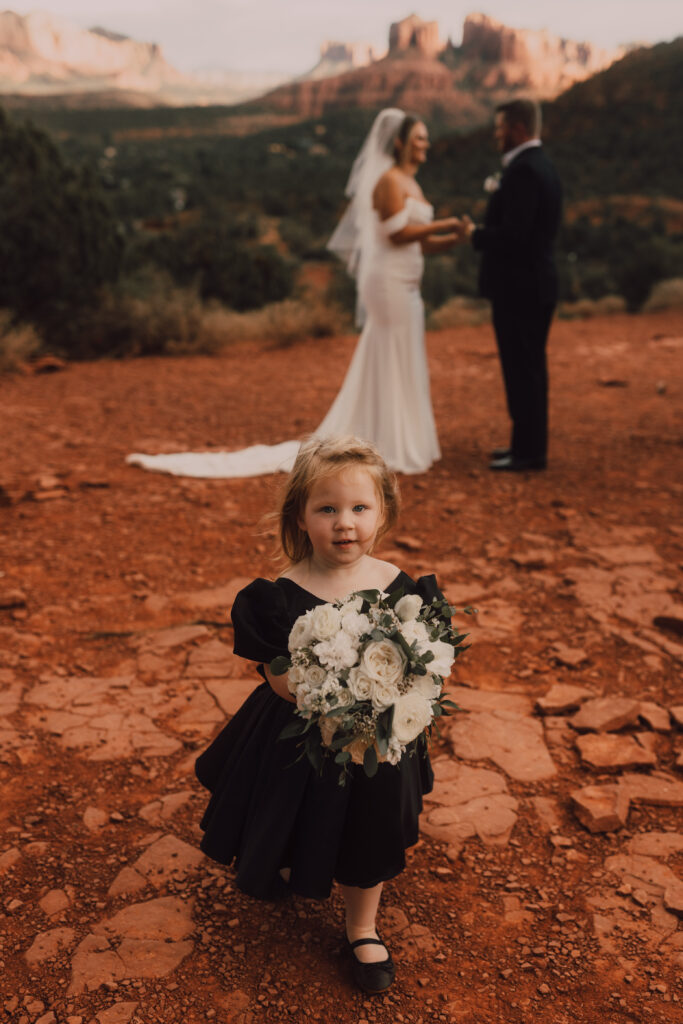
[{"xmin": 271, "ymin": 587, "xmax": 468, "ymax": 782}]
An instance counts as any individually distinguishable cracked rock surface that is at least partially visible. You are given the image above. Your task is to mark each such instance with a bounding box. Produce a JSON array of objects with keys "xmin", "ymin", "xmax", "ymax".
[{"xmin": 1, "ymin": 310, "xmax": 682, "ymax": 1023}]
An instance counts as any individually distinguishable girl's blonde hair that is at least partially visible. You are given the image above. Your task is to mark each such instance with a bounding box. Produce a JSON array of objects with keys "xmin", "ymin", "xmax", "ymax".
[{"xmin": 278, "ymin": 435, "xmax": 400, "ymax": 564}]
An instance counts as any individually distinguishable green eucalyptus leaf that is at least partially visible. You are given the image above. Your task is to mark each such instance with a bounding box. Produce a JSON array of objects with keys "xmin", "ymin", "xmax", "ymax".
[
  {"xmin": 269, "ymin": 655, "xmax": 291, "ymax": 676},
  {"xmin": 363, "ymin": 745, "xmax": 378, "ymax": 778}
]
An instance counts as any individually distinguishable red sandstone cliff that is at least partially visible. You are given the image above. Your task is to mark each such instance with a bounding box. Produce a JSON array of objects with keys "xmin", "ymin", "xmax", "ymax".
[{"xmin": 256, "ymin": 13, "xmax": 624, "ymax": 127}]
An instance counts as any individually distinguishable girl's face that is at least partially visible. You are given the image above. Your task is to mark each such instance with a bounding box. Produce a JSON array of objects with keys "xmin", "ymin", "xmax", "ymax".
[{"xmin": 298, "ymin": 467, "xmax": 383, "ymax": 568}]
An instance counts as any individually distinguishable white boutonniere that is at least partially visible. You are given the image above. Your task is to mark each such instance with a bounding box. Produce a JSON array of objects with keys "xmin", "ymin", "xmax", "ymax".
[{"xmin": 484, "ymin": 173, "xmax": 501, "ymax": 193}]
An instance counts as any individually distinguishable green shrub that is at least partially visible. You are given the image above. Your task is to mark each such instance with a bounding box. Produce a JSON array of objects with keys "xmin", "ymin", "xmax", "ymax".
[{"xmin": 0, "ymin": 108, "xmax": 123, "ymax": 355}]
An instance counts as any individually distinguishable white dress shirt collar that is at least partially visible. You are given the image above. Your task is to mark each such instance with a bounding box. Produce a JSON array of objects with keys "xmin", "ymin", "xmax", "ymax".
[{"xmin": 502, "ymin": 138, "xmax": 542, "ymax": 168}]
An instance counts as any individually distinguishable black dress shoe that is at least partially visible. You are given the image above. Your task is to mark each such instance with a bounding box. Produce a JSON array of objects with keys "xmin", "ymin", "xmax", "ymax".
[
  {"xmin": 348, "ymin": 937, "xmax": 395, "ymax": 993},
  {"xmin": 490, "ymin": 446, "xmax": 511, "ymax": 460},
  {"xmin": 489, "ymin": 454, "xmax": 546, "ymax": 472}
]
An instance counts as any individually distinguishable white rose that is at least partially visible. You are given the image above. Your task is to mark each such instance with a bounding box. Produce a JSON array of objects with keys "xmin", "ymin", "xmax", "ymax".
[
  {"xmin": 309, "ymin": 603, "xmax": 342, "ymax": 641},
  {"xmin": 392, "ymin": 692, "xmax": 433, "ymax": 744},
  {"xmin": 334, "ymin": 684, "xmax": 355, "ymax": 708},
  {"xmin": 411, "ymin": 673, "xmax": 441, "ymax": 701},
  {"xmin": 289, "ymin": 611, "xmax": 313, "ymax": 650},
  {"xmin": 394, "ymin": 594, "xmax": 424, "ymax": 622},
  {"xmin": 347, "ymin": 666, "xmax": 374, "ymax": 701},
  {"xmin": 344, "ymin": 595, "xmax": 364, "ymax": 613},
  {"xmin": 287, "ymin": 665, "xmax": 305, "ymax": 689},
  {"xmin": 304, "ymin": 664, "xmax": 326, "ymax": 687},
  {"xmin": 341, "ymin": 610, "xmax": 371, "ymax": 639},
  {"xmin": 361, "ymin": 639, "xmax": 406, "ymax": 687},
  {"xmin": 371, "ymin": 676, "xmax": 400, "ymax": 711},
  {"xmin": 400, "ymin": 619, "xmax": 429, "ymax": 647},
  {"xmin": 426, "ymin": 639, "xmax": 455, "ymax": 679}
]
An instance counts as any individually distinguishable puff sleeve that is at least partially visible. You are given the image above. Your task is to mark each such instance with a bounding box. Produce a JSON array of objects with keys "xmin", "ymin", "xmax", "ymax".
[{"xmin": 231, "ymin": 579, "xmax": 291, "ymax": 664}]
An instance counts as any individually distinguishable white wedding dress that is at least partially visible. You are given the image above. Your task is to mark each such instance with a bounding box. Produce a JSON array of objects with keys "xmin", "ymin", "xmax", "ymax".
[{"xmin": 126, "ymin": 197, "xmax": 440, "ymax": 478}]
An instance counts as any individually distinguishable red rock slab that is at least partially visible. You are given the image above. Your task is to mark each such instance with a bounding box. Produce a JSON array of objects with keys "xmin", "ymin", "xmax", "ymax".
[
  {"xmin": 575, "ymin": 733, "xmax": 657, "ymax": 770},
  {"xmin": 95, "ymin": 1003, "xmax": 139, "ymax": 1024},
  {"xmin": 670, "ymin": 706, "xmax": 683, "ymax": 728},
  {"xmin": 592, "ymin": 544, "xmax": 662, "ymax": 565},
  {"xmin": 604, "ymin": 853, "xmax": 682, "ymax": 897},
  {"xmin": 93, "ymin": 895, "xmax": 194, "ymax": 942},
  {"xmin": 447, "ymin": 710, "xmax": 556, "ymax": 782},
  {"xmin": 619, "ymin": 772, "xmax": 683, "ymax": 806},
  {"xmin": 444, "ymin": 685, "xmax": 533, "ymax": 717},
  {"xmin": 664, "ymin": 884, "xmax": 683, "ymax": 916},
  {"xmin": 24, "ymin": 927, "xmax": 76, "ymax": 965},
  {"xmin": 536, "ymin": 682, "xmax": 597, "ymax": 714},
  {"xmin": 570, "ymin": 784, "xmax": 630, "ymax": 833},
  {"xmin": 627, "ymin": 832, "xmax": 683, "ymax": 858},
  {"xmin": 638, "ymin": 701, "xmax": 672, "ymax": 731},
  {"xmin": 570, "ymin": 696, "xmax": 641, "ymax": 733},
  {"xmin": 131, "ymin": 833, "xmax": 204, "ymax": 887}
]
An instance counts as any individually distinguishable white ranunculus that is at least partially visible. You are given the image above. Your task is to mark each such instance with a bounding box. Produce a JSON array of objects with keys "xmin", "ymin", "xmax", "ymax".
[
  {"xmin": 426, "ymin": 639, "xmax": 455, "ymax": 679},
  {"xmin": 347, "ymin": 666, "xmax": 374, "ymax": 701},
  {"xmin": 309, "ymin": 603, "xmax": 342, "ymax": 641},
  {"xmin": 341, "ymin": 610, "xmax": 370, "ymax": 639},
  {"xmin": 392, "ymin": 692, "xmax": 433, "ymax": 744},
  {"xmin": 400, "ymin": 619, "xmax": 429, "ymax": 647},
  {"xmin": 370, "ymin": 676, "xmax": 400, "ymax": 711},
  {"xmin": 394, "ymin": 593, "xmax": 424, "ymax": 622},
  {"xmin": 361, "ymin": 639, "xmax": 406, "ymax": 687},
  {"xmin": 314, "ymin": 631, "xmax": 358, "ymax": 672},
  {"xmin": 411, "ymin": 673, "xmax": 441, "ymax": 700},
  {"xmin": 386, "ymin": 737, "xmax": 404, "ymax": 765},
  {"xmin": 289, "ymin": 611, "xmax": 313, "ymax": 650}
]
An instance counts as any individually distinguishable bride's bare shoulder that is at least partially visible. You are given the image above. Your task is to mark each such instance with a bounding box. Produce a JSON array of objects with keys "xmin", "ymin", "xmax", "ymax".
[{"xmin": 373, "ymin": 168, "xmax": 404, "ymax": 209}]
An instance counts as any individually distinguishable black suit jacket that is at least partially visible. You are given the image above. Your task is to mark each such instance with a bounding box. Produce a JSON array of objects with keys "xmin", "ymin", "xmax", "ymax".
[{"xmin": 472, "ymin": 145, "xmax": 562, "ymax": 305}]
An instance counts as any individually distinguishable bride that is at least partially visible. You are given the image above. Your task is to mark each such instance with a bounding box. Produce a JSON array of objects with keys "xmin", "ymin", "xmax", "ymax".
[{"xmin": 127, "ymin": 108, "xmax": 461, "ymax": 478}]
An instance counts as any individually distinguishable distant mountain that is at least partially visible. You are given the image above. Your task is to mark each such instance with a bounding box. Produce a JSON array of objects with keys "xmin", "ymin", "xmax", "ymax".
[
  {"xmin": 0, "ymin": 10, "xmax": 188, "ymax": 96},
  {"xmin": 0, "ymin": 10, "xmax": 284, "ymax": 105},
  {"xmin": 303, "ymin": 41, "xmax": 384, "ymax": 81},
  {"xmin": 250, "ymin": 13, "xmax": 625, "ymax": 128}
]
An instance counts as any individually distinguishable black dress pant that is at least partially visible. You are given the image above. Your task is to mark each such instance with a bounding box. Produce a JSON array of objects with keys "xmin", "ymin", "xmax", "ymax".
[{"xmin": 491, "ymin": 297, "xmax": 555, "ymax": 461}]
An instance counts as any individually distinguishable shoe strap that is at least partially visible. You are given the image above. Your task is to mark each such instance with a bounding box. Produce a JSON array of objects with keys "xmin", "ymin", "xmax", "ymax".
[{"xmin": 350, "ymin": 937, "xmax": 384, "ymax": 949}]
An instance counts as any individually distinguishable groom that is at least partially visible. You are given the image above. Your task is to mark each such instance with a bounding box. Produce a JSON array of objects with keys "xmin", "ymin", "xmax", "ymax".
[{"xmin": 462, "ymin": 99, "xmax": 562, "ymax": 471}]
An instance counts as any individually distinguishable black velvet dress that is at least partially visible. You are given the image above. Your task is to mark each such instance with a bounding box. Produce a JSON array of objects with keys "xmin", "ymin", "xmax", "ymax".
[{"xmin": 195, "ymin": 571, "xmax": 441, "ymax": 900}]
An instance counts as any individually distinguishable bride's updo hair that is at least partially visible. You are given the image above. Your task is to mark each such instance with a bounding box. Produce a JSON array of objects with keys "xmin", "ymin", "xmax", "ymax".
[
  {"xmin": 392, "ymin": 113, "xmax": 421, "ymax": 161},
  {"xmin": 276, "ymin": 435, "xmax": 400, "ymax": 564}
]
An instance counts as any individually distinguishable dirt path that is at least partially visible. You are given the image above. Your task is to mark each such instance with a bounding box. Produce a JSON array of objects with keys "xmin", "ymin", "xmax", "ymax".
[{"xmin": 1, "ymin": 310, "xmax": 682, "ymax": 1024}]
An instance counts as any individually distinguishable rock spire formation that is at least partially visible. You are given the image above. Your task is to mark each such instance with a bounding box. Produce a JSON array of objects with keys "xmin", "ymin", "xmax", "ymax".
[{"xmin": 262, "ymin": 12, "xmax": 624, "ymax": 126}]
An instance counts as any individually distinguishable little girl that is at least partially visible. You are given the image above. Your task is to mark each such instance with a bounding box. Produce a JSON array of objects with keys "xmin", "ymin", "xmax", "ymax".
[{"xmin": 195, "ymin": 435, "xmax": 449, "ymax": 994}]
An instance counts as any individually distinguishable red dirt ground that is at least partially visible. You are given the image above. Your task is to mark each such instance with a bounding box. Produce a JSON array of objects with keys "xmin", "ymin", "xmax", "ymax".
[{"xmin": 1, "ymin": 309, "xmax": 682, "ymax": 1024}]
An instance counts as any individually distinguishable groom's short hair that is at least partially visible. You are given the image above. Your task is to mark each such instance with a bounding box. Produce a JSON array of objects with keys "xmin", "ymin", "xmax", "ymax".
[{"xmin": 496, "ymin": 99, "xmax": 541, "ymax": 138}]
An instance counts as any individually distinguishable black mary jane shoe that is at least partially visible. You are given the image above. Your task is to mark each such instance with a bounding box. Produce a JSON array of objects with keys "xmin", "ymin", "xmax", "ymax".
[{"xmin": 348, "ymin": 937, "xmax": 395, "ymax": 994}]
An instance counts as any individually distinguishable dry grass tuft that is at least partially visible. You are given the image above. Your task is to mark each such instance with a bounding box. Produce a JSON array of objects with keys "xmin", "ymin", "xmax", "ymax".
[
  {"xmin": 205, "ymin": 297, "xmax": 351, "ymax": 347},
  {"xmin": 642, "ymin": 277, "xmax": 683, "ymax": 312},
  {"xmin": 558, "ymin": 295, "xmax": 627, "ymax": 319},
  {"xmin": 0, "ymin": 312, "xmax": 42, "ymax": 371},
  {"xmin": 428, "ymin": 297, "xmax": 491, "ymax": 330}
]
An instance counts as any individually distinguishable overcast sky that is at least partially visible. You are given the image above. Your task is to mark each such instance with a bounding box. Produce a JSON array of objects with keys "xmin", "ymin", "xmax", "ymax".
[{"xmin": 9, "ymin": 3, "xmax": 683, "ymax": 73}]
